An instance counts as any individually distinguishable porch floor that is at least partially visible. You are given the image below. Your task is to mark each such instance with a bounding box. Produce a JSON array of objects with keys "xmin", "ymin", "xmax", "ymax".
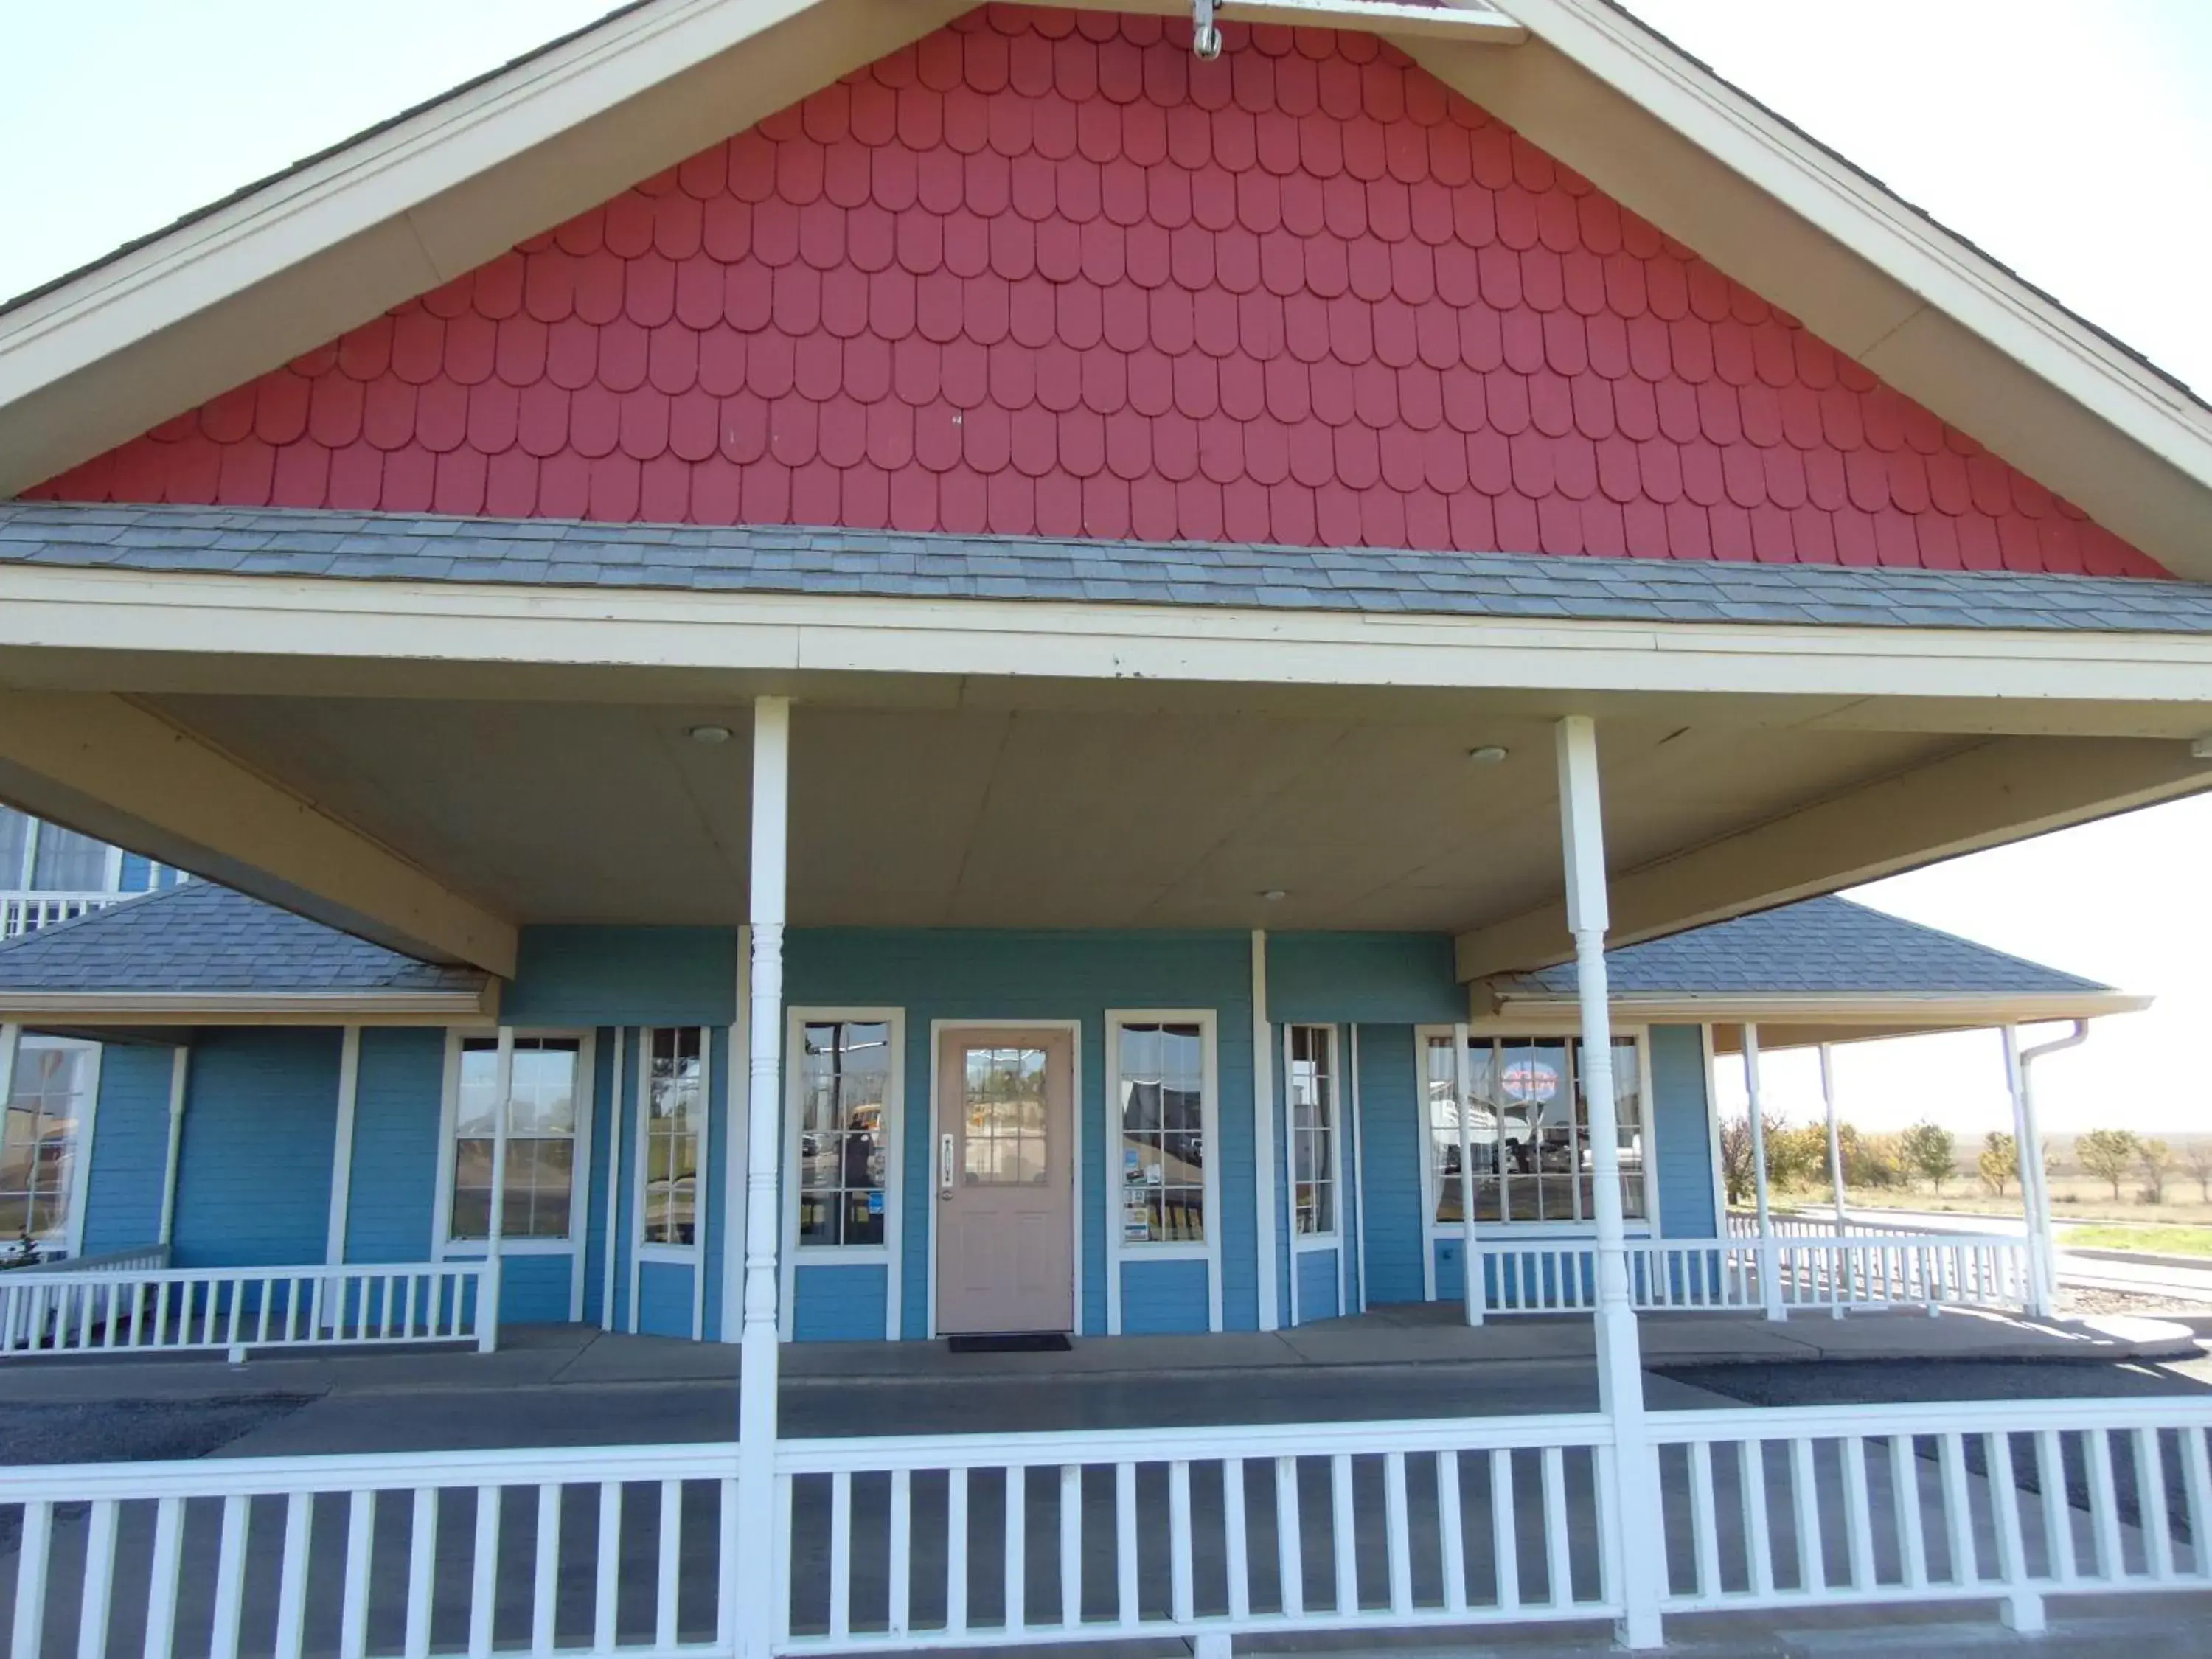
[{"xmin": 0, "ymin": 1304, "xmax": 2195, "ymax": 1462}]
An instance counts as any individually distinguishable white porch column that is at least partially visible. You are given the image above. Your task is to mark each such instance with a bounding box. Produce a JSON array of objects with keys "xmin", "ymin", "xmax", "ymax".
[
  {"xmin": 1251, "ymin": 930, "xmax": 1279, "ymax": 1332},
  {"xmin": 1553, "ymin": 717, "xmax": 1662, "ymax": 1649},
  {"xmin": 2004, "ymin": 1023, "xmax": 2079, "ymax": 1320},
  {"xmin": 736, "ymin": 696, "xmax": 790, "ymax": 1659},
  {"xmin": 325, "ymin": 1026, "xmax": 362, "ymax": 1266},
  {"xmin": 1451, "ymin": 1019, "xmax": 1481, "ymax": 1325},
  {"xmin": 484, "ymin": 1027, "xmax": 515, "ymax": 1340},
  {"xmin": 157, "ymin": 1046, "xmax": 189, "ymax": 1248},
  {"xmin": 1742, "ymin": 1025, "xmax": 1784, "ymax": 1320}
]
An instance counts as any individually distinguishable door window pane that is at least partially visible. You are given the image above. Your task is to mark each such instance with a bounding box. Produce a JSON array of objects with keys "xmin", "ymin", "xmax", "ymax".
[
  {"xmin": 449, "ymin": 1036, "xmax": 580, "ymax": 1240},
  {"xmin": 644, "ymin": 1028, "xmax": 705, "ymax": 1246},
  {"xmin": 797, "ymin": 1022, "xmax": 889, "ymax": 1247},
  {"xmin": 963, "ymin": 1046, "xmax": 1048, "ymax": 1186},
  {"xmin": 1119, "ymin": 1021, "xmax": 1206, "ymax": 1245}
]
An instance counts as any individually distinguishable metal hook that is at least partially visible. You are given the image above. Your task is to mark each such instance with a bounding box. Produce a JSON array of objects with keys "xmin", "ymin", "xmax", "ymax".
[{"xmin": 1192, "ymin": 0, "xmax": 1223, "ymax": 60}]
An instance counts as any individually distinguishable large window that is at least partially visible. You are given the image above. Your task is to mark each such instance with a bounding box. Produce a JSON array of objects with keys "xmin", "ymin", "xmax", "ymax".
[
  {"xmin": 796, "ymin": 1020, "xmax": 890, "ymax": 1248},
  {"xmin": 451, "ymin": 1036, "xmax": 580, "ymax": 1240},
  {"xmin": 1425, "ymin": 1033, "xmax": 1646, "ymax": 1227},
  {"xmin": 1287, "ymin": 1025, "xmax": 1336, "ymax": 1238},
  {"xmin": 1115, "ymin": 1020, "xmax": 1208, "ymax": 1245},
  {"xmin": 0, "ymin": 1039, "xmax": 97, "ymax": 1251},
  {"xmin": 0, "ymin": 807, "xmax": 111, "ymax": 893},
  {"xmin": 641, "ymin": 1028, "xmax": 706, "ymax": 1248}
]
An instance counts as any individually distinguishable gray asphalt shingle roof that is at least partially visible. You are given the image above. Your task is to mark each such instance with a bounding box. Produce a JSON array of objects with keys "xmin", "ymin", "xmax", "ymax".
[
  {"xmin": 5, "ymin": 502, "xmax": 2212, "ymax": 633},
  {"xmin": 1506, "ymin": 895, "xmax": 2111, "ymax": 999},
  {"xmin": 0, "ymin": 883, "xmax": 483, "ymax": 996}
]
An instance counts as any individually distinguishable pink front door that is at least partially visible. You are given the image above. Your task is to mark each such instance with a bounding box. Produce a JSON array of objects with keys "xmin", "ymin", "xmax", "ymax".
[{"xmin": 935, "ymin": 1028, "xmax": 1075, "ymax": 1336}]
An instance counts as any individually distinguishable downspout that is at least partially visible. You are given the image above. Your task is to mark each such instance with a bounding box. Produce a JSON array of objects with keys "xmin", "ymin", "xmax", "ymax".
[{"xmin": 2005, "ymin": 1020, "xmax": 2087, "ymax": 1320}]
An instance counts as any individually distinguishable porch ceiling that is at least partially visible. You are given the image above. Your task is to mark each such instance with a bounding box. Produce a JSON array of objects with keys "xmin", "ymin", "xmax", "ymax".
[{"xmin": 131, "ymin": 687, "xmax": 1959, "ymax": 934}]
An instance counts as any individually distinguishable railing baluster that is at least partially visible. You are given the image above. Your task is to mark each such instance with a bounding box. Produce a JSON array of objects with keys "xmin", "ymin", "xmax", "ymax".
[
  {"xmin": 948, "ymin": 1466, "xmax": 970, "ymax": 1635},
  {"xmin": 2183, "ymin": 1425, "xmax": 2212, "ymax": 1579},
  {"xmin": 1740, "ymin": 1436, "xmax": 1774, "ymax": 1599},
  {"xmin": 1222, "ymin": 1456, "xmax": 1250, "ymax": 1621},
  {"xmin": 1541, "ymin": 1446, "xmax": 1571, "ymax": 1609},
  {"xmin": 1437, "ymin": 1449, "xmax": 1467, "ymax": 1614},
  {"xmin": 2137, "ymin": 1428, "xmax": 2174, "ymax": 1581},
  {"xmin": 1059, "ymin": 1463, "xmax": 1082, "ymax": 1630},
  {"xmin": 341, "ymin": 1491, "xmax": 374, "ymax": 1659},
  {"xmin": 212, "ymin": 1494, "xmax": 249, "ymax": 1659},
  {"xmin": 1938, "ymin": 1433, "xmax": 1975, "ymax": 1584},
  {"xmin": 1988, "ymin": 1430, "xmax": 2042, "ymax": 1631},
  {"xmin": 470, "ymin": 1484, "xmax": 502, "ymax": 1659},
  {"xmin": 593, "ymin": 1482, "xmax": 620, "ymax": 1653},
  {"xmin": 532, "ymin": 1482, "xmax": 560, "ymax": 1655},
  {"xmin": 828, "ymin": 1470, "xmax": 852, "ymax": 1643},
  {"xmin": 274, "ymin": 1492, "xmax": 312, "ymax": 1659},
  {"xmin": 1329, "ymin": 1453, "xmax": 1357, "ymax": 1615},
  {"xmin": 1169, "ymin": 1459, "xmax": 1194, "ymax": 1625},
  {"xmin": 1384, "ymin": 1450, "xmax": 1412, "ymax": 1615},
  {"xmin": 1788, "ymin": 1437, "xmax": 1825, "ymax": 1594},
  {"xmin": 1005, "ymin": 1464, "xmax": 1027, "ymax": 1632},
  {"xmin": 13, "ymin": 1498, "xmax": 51, "ymax": 1659},
  {"xmin": 1275, "ymin": 1455, "xmax": 1303, "ymax": 1618},
  {"xmin": 405, "ymin": 1488, "xmax": 437, "ymax": 1659},
  {"xmin": 656, "ymin": 1478, "xmax": 682, "ymax": 1648},
  {"xmin": 1843, "ymin": 1436, "xmax": 1876, "ymax": 1590},
  {"xmin": 1688, "ymin": 1440, "xmax": 1719, "ymax": 1600},
  {"xmin": 145, "ymin": 1496, "xmax": 184, "ymax": 1659},
  {"xmin": 2037, "ymin": 1430, "xmax": 2077, "ymax": 1584},
  {"xmin": 1891, "ymin": 1433, "xmax": 1927, "ymax": 1589},
  {"xmin": 888, "ymin": 1469, "xmax": 912, "ymax": 1637},
  {"xmin": 1490, "ymin": 1448, "xmax": 1519, "ymax": 1612},
  {"xmin": 2087, "ymin": 1429, "xmax": 2125, "ymax": 1579},
  {"xmin": 74, "ymin": 1498, "xmax": 118, "ymax": 1659}
]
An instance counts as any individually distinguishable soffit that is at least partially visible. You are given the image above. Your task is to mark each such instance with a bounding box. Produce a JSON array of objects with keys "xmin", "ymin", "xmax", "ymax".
[{"xmin": 136, "ymin": 690, "xmax": 1955, "ymax": 932}]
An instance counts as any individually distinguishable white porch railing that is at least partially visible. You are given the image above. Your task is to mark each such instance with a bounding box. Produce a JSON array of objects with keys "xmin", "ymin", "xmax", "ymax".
[
  {"xmin": 0, "ymin": 1260, "xmax": 494, "ymax": 1361},
  {"xmin": 0, "ymin": 891, "xmax": 126, "ymax": 938},
  {"xmin": 1475, "ymin": 1232, "xmax": 2031, "ymax": 1318},
  {"xmin": 4, "ymin": 1397, "xmax": 2208, "ymax": 1655}
]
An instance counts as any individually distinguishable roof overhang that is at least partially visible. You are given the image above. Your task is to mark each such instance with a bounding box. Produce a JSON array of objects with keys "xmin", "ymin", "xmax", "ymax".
[
  {"xmin": 0, "ymin": 984, "xmax": 498, "ymax": 1027},
  {"xmin": 1475, "ymin": 987, "xmax": 2152, "ymax": 1044},
  {"xmin": 5, "ymin": 0, "xmax": 2212, "ymax": 577}
]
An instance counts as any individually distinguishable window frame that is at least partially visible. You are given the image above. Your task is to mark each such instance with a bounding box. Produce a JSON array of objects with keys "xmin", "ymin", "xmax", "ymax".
[
  {"xmin": 1284, "ymin": 1023, "xmax": 1342, "ymax": 1250},
  {"xmin": 433, "ymin": 1027, "xmax": 597, "ymax": 1261},
  {"xmin": 1103, "ymin": 1009, "xmax": 1222, "ymax": 1335},
  {"xmin": 634, "ymin": 1026, "xmax": 712, "ymax": 1266},
  {"xmin": 0, "ymin": 1034, "xmax": 102, "ymax": 1259},
  {"xmin": 780, "ymin": 1008, "xmax": 905, "ymax": 1336},
  {"xmin": 1415, "ymin": 1023, "xmax": 1659, "ymax": 1239}
]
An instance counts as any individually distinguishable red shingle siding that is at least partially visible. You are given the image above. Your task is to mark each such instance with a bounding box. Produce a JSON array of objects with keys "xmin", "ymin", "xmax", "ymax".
[{"xmin": 27, "ymin": 7, "xmax": 2166, "ymax": 576}]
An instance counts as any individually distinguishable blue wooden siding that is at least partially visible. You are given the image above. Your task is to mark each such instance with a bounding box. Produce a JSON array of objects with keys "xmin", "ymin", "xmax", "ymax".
[
  {"xmin": 793, "ymin": 1263, "xmax": 888, "ymax": 1341},
  {"xmin": 636, "ymin": 1259, "xmax": 695, "ymax": 1338},
  {"xmin": 344, "ymin": 1029, "xmax": 444, "ymax": 1264},
  {"xmin": 1296, "ymin": 1248, "xmax": 1340, "ymax": 1322},
  {"xmin": 504, "ymin": 928, "xmax": 738, "ymax": 1027},
  {"xmin": 1354, "ymin": 1025, "xmax": 1426, "ymax": 1306},
  {"xmin": 80, "ymin": 1043, "xmax": 174, "ymax": 1255},
  {"xmin": 784, "ymin": 929, "xmax": 1255, "ymax": 1339},
  {"xmin": 1267, "ymin": 935, "xmax": 1464, "ymax": 1026},
  {"xmin": 481, "ymin": 1253, "xmax": 573, "ymax": 1324},
  {"xmin": 171, "ymin": 1027, "xmax": 342, "ymax": 1269},
  {"xmin": 1650, "ymin": 1025, "xmax": 1717, "ymax": 1239},
  {"xmin": 1337, "ymin": 1023, "xmax": 1364, "ymax": 1312},
  {"xmin": 118, "ymin": 854, "xmax": 153, "ymax": 893},
  {"xmin": 608, "ymin": 1029, "xmax": 639, "ymax": 1332},
  {"xmin": 1117, "ymin": 1259, "xmax": 1210, "ymax": 1335}
]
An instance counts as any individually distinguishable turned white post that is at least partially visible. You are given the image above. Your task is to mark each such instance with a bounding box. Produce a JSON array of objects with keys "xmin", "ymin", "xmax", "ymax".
[
  {"xmin": 1742, "ymin": 1025, "xmax": 1783, "ymax": 1320},
  {"xmin": 736, "ymin": 695, "xmax": 790, "ymax": 1659},
  {"xmin": 1818, "ymin": 1041, "xmax": 1848, "ymax": 1316},
  {"xmin": 1554, "ymin": 716, "xmax": 1662, "ymax": 1649},
  {"xmin": 157, "ymin": 1046, "xmax": 189, "ymax": 1249}
]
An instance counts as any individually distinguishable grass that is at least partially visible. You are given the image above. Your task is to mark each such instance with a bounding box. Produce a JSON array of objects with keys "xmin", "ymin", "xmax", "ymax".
[{"xmin": 2059, "ymin": 1223, "xmax": 2212, "ymax": 1257}]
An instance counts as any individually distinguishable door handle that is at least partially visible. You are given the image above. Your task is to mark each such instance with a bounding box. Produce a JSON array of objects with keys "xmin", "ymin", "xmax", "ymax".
[{"xmin": 940, "ymin": 1133, "xmax": 955, "ymax": 1201}]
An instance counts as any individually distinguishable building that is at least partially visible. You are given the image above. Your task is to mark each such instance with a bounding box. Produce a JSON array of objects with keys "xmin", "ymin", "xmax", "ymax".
[
  {"xmin": 0, "ymin": 805, "xmax": 185, "ymax": 939},
  {"xmin": 1, "ymin": 2, "xmax": 2210, "ymax": 1652}
]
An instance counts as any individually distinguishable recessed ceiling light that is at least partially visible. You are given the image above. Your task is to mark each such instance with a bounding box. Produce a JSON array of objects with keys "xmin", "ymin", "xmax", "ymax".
[
  {"xmin": 1259, "ymin": 888, "xmax": 1288, "ymax": 902},
  {"xmin": 687, "ymin": 724, "xmax": 732, "ymax": 745},
  {"xmin": 1467, "ymin": 745, "xmax": 1509, "ymax": 765}
]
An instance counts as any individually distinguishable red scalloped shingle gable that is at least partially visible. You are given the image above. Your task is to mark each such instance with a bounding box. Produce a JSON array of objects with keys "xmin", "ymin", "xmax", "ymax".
[{"xmin": 24, "ymin": 7, "xmax": 2167, "ymax": 577}]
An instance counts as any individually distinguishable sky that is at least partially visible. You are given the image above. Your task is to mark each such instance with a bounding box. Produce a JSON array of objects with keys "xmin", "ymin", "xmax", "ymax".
[{"xmin": 1, "ymin": 2, "xmax": 2208, "ymax": 1135}]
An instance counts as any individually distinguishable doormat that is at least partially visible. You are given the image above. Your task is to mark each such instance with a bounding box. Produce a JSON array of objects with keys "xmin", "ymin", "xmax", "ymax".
[{"xmin": 947, "ymin": 1332, "xmax": 1073, "ymax": 1354}]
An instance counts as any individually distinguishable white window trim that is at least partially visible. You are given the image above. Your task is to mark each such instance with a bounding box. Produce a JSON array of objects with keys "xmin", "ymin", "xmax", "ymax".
[
  {"xmin": 630, "ymin": 1026, "xmax": 713, "ymax": 1343},
  {"xmin": 433, "ymin": 1027, "xmax": 597, "ymax": 1266},
  {"xmin": 1102, "ymin": 1009, "xmax": 1222, "ymax": 1336},
  {"xmin": 5, "ymin": 1033, "xmax": 102, "ymax": 1259},
  {"xmin": 1415, "ymin": 1024, "xmax": 1660, "ymax": 1242},
  {"xmin": 779, "ymin": 1007, "xmax": 905, "ymax": 1343},
  {"xmin": 1284, "ymin": 1023, "xmax": 1343, "ymax": 1255},
  {"xmin": 923, "ymin": 1018, "xmax": 1085, "ymax": 1343}
]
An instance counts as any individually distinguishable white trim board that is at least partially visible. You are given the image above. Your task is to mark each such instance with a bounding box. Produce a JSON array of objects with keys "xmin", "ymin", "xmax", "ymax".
[{"xmin": 923, "ymin": 1018, "xmax": 1085, "ymax": 1343}]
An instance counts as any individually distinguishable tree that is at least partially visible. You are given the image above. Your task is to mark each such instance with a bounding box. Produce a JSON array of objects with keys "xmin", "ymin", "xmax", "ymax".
[
  {"xmin": 2076, "ymin": 1128, "xmax": 2140, "ymax": 1200},
  {"xmin": 2184, "ymin": 1142, "xmax": 2212, "ymax": 1203},
  {"xmin": 1719, "ymin": 1118, "xmax": 1753, "ymax": 1208},
  {"xmin": 1899, "ymin": 1120, "xmax": 1957, "ymax": 1192},
  {"xmin": 1718, "ymin": 1113, "xmax": 1820, "ymax": 1207},
  {"xmin": 2137, "ymin": 1138, "xmax": 2177, "ymax": 1205},
  {"xmin": 1978, "ymin": 1130, "xmax": 2017, "ymax": 1197}
]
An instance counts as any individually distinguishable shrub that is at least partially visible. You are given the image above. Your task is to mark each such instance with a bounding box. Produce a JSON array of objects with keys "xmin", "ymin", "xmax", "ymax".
[
  {"xmin": 1978, "ymin": 1130, "xmax": 2017, "ymax": 1197},
  {"xmin": 2076, "ymin": 1128, "xmax": 2140, "ymax": 1201}
]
